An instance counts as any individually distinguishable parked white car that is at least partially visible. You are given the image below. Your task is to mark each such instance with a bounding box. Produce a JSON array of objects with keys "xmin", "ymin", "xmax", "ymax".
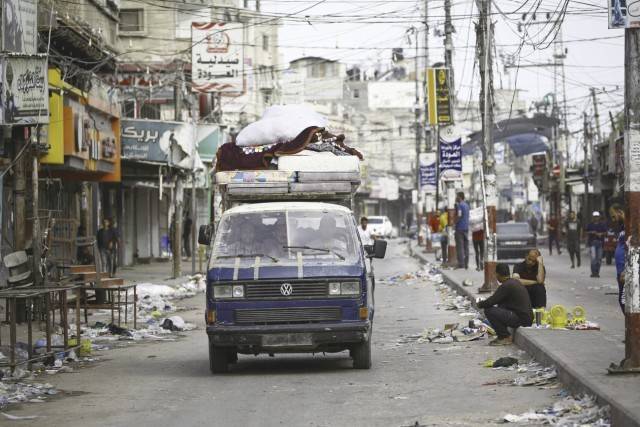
[{"xmin": 367, "ymin": 216, "xmax": 393, "ymax": 238}]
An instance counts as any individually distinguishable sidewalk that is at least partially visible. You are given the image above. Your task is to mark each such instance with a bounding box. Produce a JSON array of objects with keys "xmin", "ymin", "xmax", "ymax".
[
  {"xmin": 117, "ymin": 258, "xmax": 203, "ymax": 287},
  {"xmin": 410, "ymin": 242, "xmax": 640, "ymax": 427}
]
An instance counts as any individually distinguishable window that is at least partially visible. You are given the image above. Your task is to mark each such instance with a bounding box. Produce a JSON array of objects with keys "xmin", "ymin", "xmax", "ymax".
[
  {"xmin": 176, "ymin": 6, "xmax": 209, "ymax": 39},
  {"xmin": 119, "ymin": 9, "xmax": 144, "ymax": 33},
  {"xmin": 353, "ymin": 89, "xmax": 360, "ymax": 99},
  {"xmin": 262, "ymin": 34, "xmax": 269, "ymax": 51}
]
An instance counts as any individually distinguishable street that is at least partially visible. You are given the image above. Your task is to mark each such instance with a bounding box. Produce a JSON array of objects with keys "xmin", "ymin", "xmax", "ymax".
[{"xmin": 5, "ymin": 241, "xmax": 565, "ymax": 427}]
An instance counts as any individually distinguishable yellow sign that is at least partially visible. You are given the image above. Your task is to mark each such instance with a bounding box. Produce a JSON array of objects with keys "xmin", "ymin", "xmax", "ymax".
[{"xmin": 427, "ymin": 68, "xmax": 452, "ymax": 126}]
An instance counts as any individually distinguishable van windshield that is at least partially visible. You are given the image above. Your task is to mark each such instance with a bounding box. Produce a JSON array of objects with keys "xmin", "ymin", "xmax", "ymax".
[{"xmin": 211, "ymin": 209, "xmax": 361, "ymax": 267}]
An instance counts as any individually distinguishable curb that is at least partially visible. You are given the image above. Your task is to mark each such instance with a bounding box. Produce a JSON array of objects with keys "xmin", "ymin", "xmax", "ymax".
[{"xmin": 411, "ymin": 247, "xmax": 640, "ymax": 427}]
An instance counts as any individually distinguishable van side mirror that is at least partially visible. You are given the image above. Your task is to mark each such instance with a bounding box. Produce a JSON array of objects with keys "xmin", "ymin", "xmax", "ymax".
[
  {"xmin": 372, "ymin": 239, "xmax": 387, "ymax": 259},
  {"xmin": 198, "ymin": 224, "xmax": 213, "ymax": 246}
]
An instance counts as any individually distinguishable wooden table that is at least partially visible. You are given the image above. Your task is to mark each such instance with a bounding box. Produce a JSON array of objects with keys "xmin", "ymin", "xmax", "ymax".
[{"xmin": 0, "ymin": 285, "xmax": 81, "ymax": 372}]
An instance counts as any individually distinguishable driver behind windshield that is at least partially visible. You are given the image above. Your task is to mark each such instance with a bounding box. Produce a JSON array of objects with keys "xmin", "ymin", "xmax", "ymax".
[{"xmin": 308, "ymin": 216, "xmax": 347, "ymax": 252}]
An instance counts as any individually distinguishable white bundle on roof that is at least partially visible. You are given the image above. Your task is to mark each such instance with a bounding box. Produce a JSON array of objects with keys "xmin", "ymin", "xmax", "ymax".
[{"xmin": 236, "ymin": 104, "xmax": 328, "ymax": 147}]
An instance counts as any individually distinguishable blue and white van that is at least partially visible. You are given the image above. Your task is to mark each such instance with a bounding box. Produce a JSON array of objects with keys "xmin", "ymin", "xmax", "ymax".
[{"xmin": 200, "ymin": 200, "xmax": 386, "ymax": 373}]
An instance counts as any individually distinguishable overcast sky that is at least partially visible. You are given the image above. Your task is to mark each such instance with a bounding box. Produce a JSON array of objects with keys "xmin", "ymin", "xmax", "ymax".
[{"xmin": 262, "ymin": 0, "xmax": 624, "ymax": 142}]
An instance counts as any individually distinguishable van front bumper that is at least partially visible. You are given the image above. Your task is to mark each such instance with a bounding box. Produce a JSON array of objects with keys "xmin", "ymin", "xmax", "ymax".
[{"xmin": 207, "ymin": 321, "xmax": 370, "ymax": 349}]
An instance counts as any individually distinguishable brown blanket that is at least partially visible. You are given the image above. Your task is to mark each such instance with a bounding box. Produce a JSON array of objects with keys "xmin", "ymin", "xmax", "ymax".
[{"xmin": 215, "ymin": 127, "xmax": 363, "ymax": 172}]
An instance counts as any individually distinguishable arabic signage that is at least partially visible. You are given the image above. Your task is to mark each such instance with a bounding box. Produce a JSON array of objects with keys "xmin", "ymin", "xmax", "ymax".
[
  {"xmin": 427, "ymin": 67, "xmax": 452, "ymax": 126},
  {"xmin": 419, "ymin": 152, "xmax": 437, "ymax": 192},
  {"xmin": 0, "ymin": 55, "xmax": 49, "ymax": 125},
  {"xmin": 2, "ymin": 0, "xmax": 38, "ymax": 54},
  {"xmin": 439, "ymin": 129, "xmax": 462, "ymax": 181},
  {"xmin": 608, "ymin": 0, "xmax": 640, "ymax": 28},
  {"xmin": 122, "ymin": 120, "xmax": 193, "ymax": 163},
  {"xmin": 191, "ymin": 22, "xmax": 244, "ymax": 93}
]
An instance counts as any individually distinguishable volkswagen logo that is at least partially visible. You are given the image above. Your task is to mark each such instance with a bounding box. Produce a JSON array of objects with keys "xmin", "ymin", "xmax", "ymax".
[{"xmin": 280, "ymin": 283, "xmax": 293, "ymax": 296}]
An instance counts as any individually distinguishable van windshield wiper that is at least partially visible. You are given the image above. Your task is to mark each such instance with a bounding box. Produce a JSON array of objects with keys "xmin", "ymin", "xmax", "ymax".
[
  {"xmin": 283, "ymin": 245, "xmax": 345, "ymax": 261},
  {"xmin": 216, "ymin": 253, "xmax": 279, "ymax": 263}
]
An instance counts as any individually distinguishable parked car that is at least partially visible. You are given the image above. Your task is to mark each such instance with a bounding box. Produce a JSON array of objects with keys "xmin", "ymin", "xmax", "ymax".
[
  {"xmin": 367, "ymin": 216, "xmax": 393, "ymax": 238},
  {"xmin": 496, "ymin": 222, "xmax": 537, "ymax": 260}
]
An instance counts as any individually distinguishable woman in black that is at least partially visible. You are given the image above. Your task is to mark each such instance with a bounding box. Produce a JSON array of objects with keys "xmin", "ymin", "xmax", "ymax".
[{"xmin": 513, "ymin": 249, "xmax": 546, "ymax": 308}]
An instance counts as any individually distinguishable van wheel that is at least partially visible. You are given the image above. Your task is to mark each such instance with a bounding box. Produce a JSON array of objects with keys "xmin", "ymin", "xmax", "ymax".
[
  {"xmin": 209, "ymin": 339, "xmax": 229, "ymax": 374},
  {"xmin": 352, "ymin": 338, "xmax": 372, "ymax": 369}
]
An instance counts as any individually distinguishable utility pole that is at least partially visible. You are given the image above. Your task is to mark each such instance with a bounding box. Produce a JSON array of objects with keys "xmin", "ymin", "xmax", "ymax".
[
  {"xmin": 172, "ymin": 63, "xmax": 184, "ymax": 279},
  {"xmin": 477, "ymin": 0, "xmax": 497, "ymax": 292},
  {"xmin": 582, "ymin": 113, "xmax": 590, "ymax": 223},
  {"xmin": 13, "ymin": 127, "xmax": 26, "ymax": 252},
  {"xmin": 443, "ymin": 0, "xmax": 458, "ymax": 267},
  {"xmin": 591, "ymin": 87, "xmax": 603, "ymax": 146},
  {"xmin": 609, "ymin": 24, "xmax": 640, "ymax": 374}
]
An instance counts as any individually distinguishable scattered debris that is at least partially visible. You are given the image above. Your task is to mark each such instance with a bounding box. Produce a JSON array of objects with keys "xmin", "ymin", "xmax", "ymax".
[
  {"xmin": 502, "ymin": 394, "xmax": 610, "ymax": 425},
  {"xmin": 492, "ymin": 357, "xmax": 518, "ymax": 368},
  {"xmin": 2, "ymin": 412, "xmax": 41, "ymax": 420}
]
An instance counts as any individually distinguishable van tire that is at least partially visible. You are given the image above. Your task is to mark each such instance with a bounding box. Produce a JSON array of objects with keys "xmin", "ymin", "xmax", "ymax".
[
  {"xmin": 352, "ymin": 338, "xmax": 372, "ymax": 369},
  {"xmin": 209, "ymin": 339, "xmax": 229, "ymax": 374}
]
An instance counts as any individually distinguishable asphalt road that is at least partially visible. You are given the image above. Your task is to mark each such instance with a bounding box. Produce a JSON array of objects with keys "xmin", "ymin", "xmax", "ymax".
[{"xmin": 9, "ymin": 240, "xmax": 559, "ymax": 427}]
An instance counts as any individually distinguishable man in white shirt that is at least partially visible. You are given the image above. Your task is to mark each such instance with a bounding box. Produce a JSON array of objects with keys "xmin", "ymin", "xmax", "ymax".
[{"xmin": 358, "ymin": 217, "xmax": 373, "ymax": 247}]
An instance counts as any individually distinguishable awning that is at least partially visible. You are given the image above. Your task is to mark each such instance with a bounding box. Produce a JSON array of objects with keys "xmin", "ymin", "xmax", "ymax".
[
  {"xmin": 504, "ymin": 133, "xmax": 549, "ymax": 156},
  {"xmin": 463, "ymin": 115, "xmax": 559, "ymax": 157}
]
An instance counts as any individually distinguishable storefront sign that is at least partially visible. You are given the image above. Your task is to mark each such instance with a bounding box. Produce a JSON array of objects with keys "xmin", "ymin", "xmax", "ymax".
[
  {"xmin": 1, "ymin": 55, "xmax": 49, "ymax": 125},
  {"xmin": 2, "ymin": 0, "xmax": 38, "ymax": 54},
  {"xmin": 191, "ymin": 22, "xmax": 244, "ymax": 93},
  {"xmin": 122, "ymin": 120, "xmax": 187, "ymax": 163}
]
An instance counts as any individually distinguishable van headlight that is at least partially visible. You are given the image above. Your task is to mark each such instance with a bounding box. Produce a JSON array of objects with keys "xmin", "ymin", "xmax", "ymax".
[
  {"xmin": 328, "ymin": 281, "xmax": 361, "ymax": 296},
  {"xmin": 329, "ymin": 282, "xmax": 341, "ymax": 295},
  {"xmin": 340, "ymin": 281, "xmax": 360, "ymax": 295},
  {"xmin": 213, "ymin": 285, "xmax": 244, "ymax": 299},
  {"xmin": 232, "ymin": 285, "xmax": 244, "ymax": 298}
]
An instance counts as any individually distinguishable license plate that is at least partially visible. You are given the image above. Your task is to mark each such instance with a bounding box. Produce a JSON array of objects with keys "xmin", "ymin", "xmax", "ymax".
[
  {"xmin": 503, "ymin": 241, "xmax": 525, "ymax": 246},
  {"xmin": 262, "ymin": 333, "xmax": 313, "ymax": 347}
]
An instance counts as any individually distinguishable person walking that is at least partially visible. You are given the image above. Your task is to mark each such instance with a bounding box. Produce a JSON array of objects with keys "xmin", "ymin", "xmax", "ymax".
[
  {"xmin": 585, "ymin": 211, "xmax": 607, "ymax": 278},
  {"xmin": 439, "ymin": 208, "xmax": 449, "ymax": 264},
  {"xmin": 513, "ymin": 249, "xmax": 547, "ymax": 309},
  {"xmin": 546, "ymin": 214, "xmax": 561, "ymax": 255},
  {"xmin": 472, "ymin": 228, "xmax": 484, "ymax": 271},
  {"xmin": 610, "ymin": 204, "xmax": 626, "ymax": 312},
  {"xmin": 564, "ymin": 211, "xmax": 581, "ymax": 268},
  {"xmin": 96, "ymin": 218, "xmax": 117, "ymax": 278},
  {"xmin": 357, "ymin": 216, "xmax": 373, "ymax": 248},
  {"xmin": 478, "ymin": 263, "xmax": 533, "ymax": 346},
  {"xmin": 454, "ymin": 192, "xmax": 470, "ymax": 269}
]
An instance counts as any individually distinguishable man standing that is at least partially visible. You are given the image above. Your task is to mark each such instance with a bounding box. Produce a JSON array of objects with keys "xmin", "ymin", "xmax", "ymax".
[
  {"xmin": 96, "ymin": 218, "xmax": 117, "ymax": 278},
  {"xmin": 357, "ymin": 216, "xmax": 373, "ymax": 248},
  {"xmin": 454, "ymin": 192, "xmax": 470, "ymax": 269},
  {"xmin": 439, "ymin": 208, "xmax": 449, "ymax": 264},
  {"xmin": 610, "ymin": 204, "xmax": 626, "ymax": 312},
  {"xmin": 585, "ymin": 211, "xmax": 607, "ymax": 278},
  {"xmin": 472, "ymin": 228, "xmax": 484, "ymax": 271},
  {"xmin": 546, "ymin": 214, "xmax": 561, "ymax": 255},
  {"xmin": 565, "ymin": 211, "xmax": 581, "ymax": 268},
  {"xmin": 513, "ymin": 249, "xmax": 547, "ymax": 309},
  {"xmin": 183, "ymin": 212, "xmax": 193, "ymax": 258},
  {"xmin": 478, "ymin": 263, "xmax": 533, "ymax": 346}
]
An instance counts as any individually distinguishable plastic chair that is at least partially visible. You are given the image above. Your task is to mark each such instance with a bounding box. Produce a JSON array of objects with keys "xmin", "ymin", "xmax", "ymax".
[{"xmin": 4, "ymin": 251, "xmax": 34, "ymax": 288}]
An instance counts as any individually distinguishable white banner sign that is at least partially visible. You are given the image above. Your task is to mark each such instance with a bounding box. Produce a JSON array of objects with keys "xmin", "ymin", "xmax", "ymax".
[
  {"xmin": 469, "ymin": 207, "xmax": 484, "ymax": 232},
  {"xmin": 1, "ymin": 55, "xmax": 49, "ymax": 125},
  {"xmin": 191, "ymin": 22, "xmax": 244, "ymax": 93}
]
